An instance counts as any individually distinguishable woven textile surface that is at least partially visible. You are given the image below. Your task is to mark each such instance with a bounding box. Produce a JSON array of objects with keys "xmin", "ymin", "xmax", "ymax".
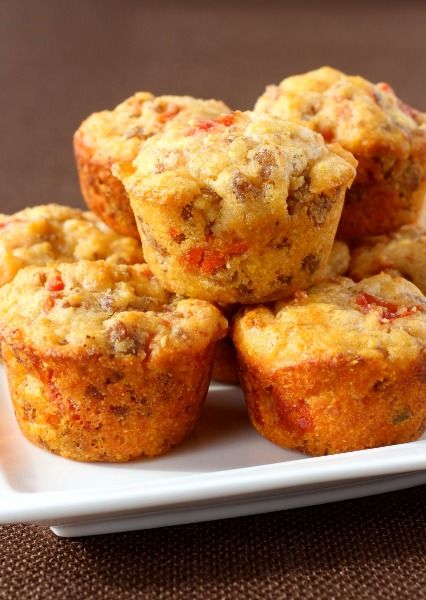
[{"xmin": 1, "ymin": 486, "xmax": 425, "ymax": 600}]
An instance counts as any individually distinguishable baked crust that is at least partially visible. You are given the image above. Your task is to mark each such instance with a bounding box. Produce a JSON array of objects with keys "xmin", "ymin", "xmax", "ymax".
[
  {"xmin": 0, "ymin": 261, "xmax": 227, "ymax": 461},
  {"xmin": 238, "ymin": 352, "xmax": 426, "ymax": 455},
  {"xmin": 116, "ymin": 110, "xmax": 356, "ymax": 304},
  {"xmin": 255, "ymin": 67, "xmax": 426, "ymax": 240},
  {"xmin": 74, "ymin": 94, "xmax": 230, "ymax": 238},
  {"xmin": 0, "ymin": 203, "xmax": 144, "ymax": 287},
  {"xmin": 234, "ymin": 273, "xmax": 426, "ymax": 455},
  {"xmin": 349, "ymin": 225, "xmax": 426, "ymax": 294},
  {"xmin": 74, "ymin": 137, "xmax": 138, "ymax": 237}
]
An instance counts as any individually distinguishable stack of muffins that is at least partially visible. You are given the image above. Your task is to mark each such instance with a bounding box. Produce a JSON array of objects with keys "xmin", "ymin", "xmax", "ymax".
[{"xmin": 1, "ymin": 67, "xmax": 426, "ymax": 461}]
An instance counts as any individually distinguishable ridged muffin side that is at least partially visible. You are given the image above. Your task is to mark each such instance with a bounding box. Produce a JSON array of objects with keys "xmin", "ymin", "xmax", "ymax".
[
  {"xmin": 234, "ymin": 273, "xmax": 426, "ymax": 455},
  {"xmin": 116, "ymin": 110, "xmax": 356, "ymax": 304},
  {"xmin": 0, "ymin": 261, "xmax": 227, "ymax": 461}
]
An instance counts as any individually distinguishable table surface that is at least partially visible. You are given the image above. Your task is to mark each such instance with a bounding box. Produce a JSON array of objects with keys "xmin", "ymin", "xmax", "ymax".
[{"xmin": 1, "ymin": 1, "xmax": 426, "ymax": 598}]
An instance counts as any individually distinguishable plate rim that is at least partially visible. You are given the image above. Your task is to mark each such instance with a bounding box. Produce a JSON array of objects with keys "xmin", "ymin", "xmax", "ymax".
[
  {"xmin": 1, "ymin": 370, "xmax": 425, "ymax": 525},
  {"xmin": 1, "ymin": 438, "xmax": 425, "ymax": 523}
]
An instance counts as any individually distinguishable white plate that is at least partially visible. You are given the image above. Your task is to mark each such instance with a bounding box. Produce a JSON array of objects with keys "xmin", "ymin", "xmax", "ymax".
[{"xmin": 0, "ymin": 366, "xmax": 425, "ymax": 537}]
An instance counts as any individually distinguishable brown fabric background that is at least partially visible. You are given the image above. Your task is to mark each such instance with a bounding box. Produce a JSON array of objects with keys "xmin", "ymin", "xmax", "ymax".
[
  {"xmin": 0, "ymin": 487, "xmax": 425, "ymax": 599},
  {"xmin": 1, "ymin": 1, "xmax": 425, "ymax": 598},
  {"xmin": 2, "ymin": 0, "xmax": 426, "ymax": 213}
]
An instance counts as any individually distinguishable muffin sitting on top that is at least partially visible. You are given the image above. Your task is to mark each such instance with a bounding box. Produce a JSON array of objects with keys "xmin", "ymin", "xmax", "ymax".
[
  {"xmin": 255, "ymin": 66, "xmax": 426, "ymax": 240},
  {"xmin": 115, "ymin": 110, "xmax": 356, "ymax": 304}
]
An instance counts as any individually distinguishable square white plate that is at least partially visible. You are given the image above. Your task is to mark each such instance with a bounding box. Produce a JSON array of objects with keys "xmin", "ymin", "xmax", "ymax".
[{"xmin": 0, "ymin": 366, "xmax": 425, "ymax": 537}]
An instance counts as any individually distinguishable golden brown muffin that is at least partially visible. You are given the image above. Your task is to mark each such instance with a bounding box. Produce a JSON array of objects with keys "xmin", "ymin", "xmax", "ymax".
[
  {"xmin": 0, "ymin": 261, "xmax": 227, "ymax": 461},
  {"xmin": 211, "ymin": 241, "xmax": 350, "ymax": 385},
  {"xmin": 116, "ymin": 110, "xmax": 356, "ymax": 304},
  {"xmin": 255, "ymin": 67, "xmax": 426, "ymax": 240},
  {"xmin": 234, "ymin": 273, "xmax": 426, "ymax": 455},
  {"xmin": 74, "ymin": 94, "xmax": 231, "ymax": 238},
  {"xmin": 349, "ymin": 225, "xmax": 426, "ymax": 294},
  {"xmin": 0, "ymin": 203, "xmax": 144, "ymax": 287}
]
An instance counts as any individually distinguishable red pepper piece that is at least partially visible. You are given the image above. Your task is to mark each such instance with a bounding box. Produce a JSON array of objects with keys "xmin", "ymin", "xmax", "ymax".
[
  {"xmin": 199, "ymin": 249, "xmax": 226, "ymax": 275},
  {"xmin": 0, "ymin": 219, "xmax": 21, "ymax": 229},
  {"xmin": 321, "ymin": 129, "xmax": 334, "ymax": 143},
  {"xmin": 180, "ymin": 247, "xmax": 204, "ymax": 269},
  {"xmin": 45, "ymin": 272, "xmax": 64, "ymax": 292},
  {"xmin": 43, "ymin": 295, "xmax": 55, "ymax": 312},
  {"xmin": 157, "ymin": 103, "xmax": 181, "ymax": 124},
  {"xmin": 216, "ymin": 113, "xmax": 235, "ymax": 126},
  {"xmin": 187, "ymin": 113, "xmax": 235, "ymax": 135},
  {"xmin": 355, "ymin": 292, "xmax": 422, "ymax": 322},
  {"xmin": 169, "ymin": 227, "xmax": 180, "ymax": 239},
  {"xmin": 187, "ymin": 120, "xmax": 217, "ymax": 135},
  {"xmin": 377, "ymin": 82, "xmax": 395, "ymax": 95},
  {"xmin": 227, "ymin": 241, "xmax": 248, "ymax": 256},
  {"xmin": 181, "ymin": 241, "xmax": 248, "ymax": 274}
]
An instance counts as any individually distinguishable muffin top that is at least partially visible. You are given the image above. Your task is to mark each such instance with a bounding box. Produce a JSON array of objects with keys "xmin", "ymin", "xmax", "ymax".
[
  {"xmin": 117, "ymin": 110, "xmax": 357, "ymax": 235},
  {"xmin": 234, "ymin": 273, "xmax": 426, "ymax": 366},
  {"xmin": 349, "ymin": 225, "xmax": 426, "ymax": 294},
  {"xmin": 255, "ymin": 66, "xmax": 426, "ymax": 159},
  {"xmin": 75, "ymin": 93, "xmax": 231, "ymax": 163},
  {"xmin": 0, "ymin": 204, "xmax": 144, "ymax": 287},
  {"xmin": 0, "ymin": 261, "xmax": 227, "ymax": 358}
]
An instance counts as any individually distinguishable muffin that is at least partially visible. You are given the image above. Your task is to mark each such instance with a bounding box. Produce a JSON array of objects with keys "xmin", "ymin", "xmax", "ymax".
[
  {"xmin": 0, "ymin": 261, "xmax": 227, "ymax": 461},
  {"xmin": 74, "ymin": 94, "xmax": 230, "ymax": 238},
  {"xmin": 0, "ymin": 203, "xmax": 144, "ymax": 287},
  {"xmin": 115, "ymin": 110, "xmax": 356, "ymax": 304},
  {"xmin": 234, "ymin": 273, "xmax": 426, "ymax": 455},
  {"xmin": 349, "ymin": 225, "xmax": 426, "ymax": 294},
  {"xmin": 255, "ymin": 66, "xmax": 426, "ymax": 240},
  {"xmin": 211, "ymin": 241, "xmax": 350, "ymax": 385}
]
